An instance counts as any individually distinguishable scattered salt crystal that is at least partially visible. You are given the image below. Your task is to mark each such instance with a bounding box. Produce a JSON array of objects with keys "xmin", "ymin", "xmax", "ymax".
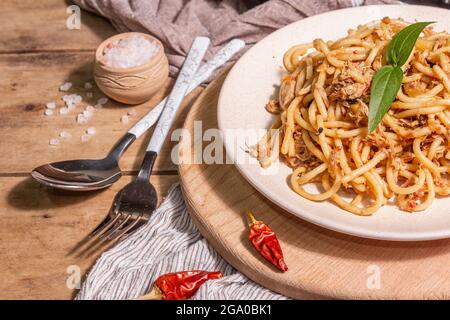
[
  {"xmin": 84, "ymin": 82, "xmax": 93, "ymax": 90},
  {"xmin": 86, "ymin": 92, "xmax": 93, "ymax": 98},
  {"xmin": 46, "ymin": 102, "xmax": 56, "ymax": 109},
  {"xmin": 127, "ymin": 110, "xmax": 136, "ymax": 116},
  {"xmin": 97, "ymin": 97, "xmax": 108, "ymax": 105},
  {"xmin": 59, "ymin": 82, "xmax": 72, "ymax": 92},
  {"xmin": 44, "ymin": 109, "xmax": 54, "ymax": 116},
  {"xmin": 86, "ymin": 127, "xmax": 96, "ymax": 135},
  {"xmin": 83, "ymin": 110, "xmax": 93, "ymax": 118},
  {"xmin": 77, "ymin": 114, "xmax": 87, "ymax": 124},
  {"xmin": 59, "ymin": 131, "xmax": 72, "ymax": 139},
  {"xmin": 59, "ymin": 107, "xmax": 69, "ymax": 114},
  {"xmin": 85, "ymin": 105, "xmax": 94, "ymax": 112},
  {"xmin": 102, "ymin": 35, "xmax": 160, "ymax": 68},
  {"xmin": 63, "ymin": 93, "xmax": 82, "ymax": 108},
  {"xmin": 62, "ymin": 95, "xmax": 69, "ymax": 102},
  {"xmin": 120, "ymin": 115, "xmax": 129, "ymax": 124},
  {"xmin": 49, "ymin": 138, "xmax": 60, "ymax": 146},
  {"xmin": 62, "ymin": 95, "xmax": 69, "ymax": 103},
  {"xmin": 81, "ymin": 134, "xmax": 91, "ymax": 142},
  {"xmin": 62, "ymin": 93, "xmax": 81, "ymax": 103}
]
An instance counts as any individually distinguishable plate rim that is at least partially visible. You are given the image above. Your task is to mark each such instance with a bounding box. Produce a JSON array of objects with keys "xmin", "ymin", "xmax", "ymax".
[{"xmin": 217, "ymin": 4, "xmax": 450, "ymax": 241}]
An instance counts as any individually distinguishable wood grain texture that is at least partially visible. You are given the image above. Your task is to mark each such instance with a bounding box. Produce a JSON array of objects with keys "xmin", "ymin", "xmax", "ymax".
[
  {"xmin": 0, "ymin": 0, "xmax": 184, "ymax": 300},
  {"xmin": 0, "ymin": 175, "xmax": 178, "ymax": 300},
  {"xmin": 0, "ymin": 0, "xmax": 116, "ymax": 53},
  {"xmin": 0, "ymin": 52, "xmax": 202, "ymax": 174},
  {"xmin": 178, "ymin": 71, "xmax": 450, "ymax": 300}
]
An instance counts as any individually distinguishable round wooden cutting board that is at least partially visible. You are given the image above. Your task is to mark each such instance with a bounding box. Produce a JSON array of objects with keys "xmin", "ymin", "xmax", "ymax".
[{"xmin": 178, "ymin": 71, "xmax": 450, "ymax": 300}]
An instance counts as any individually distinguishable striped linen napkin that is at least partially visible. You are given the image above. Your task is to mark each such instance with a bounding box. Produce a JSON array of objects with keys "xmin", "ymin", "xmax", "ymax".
[{"xmin": 76, "ymin": 184, "xmax": 288, "ymax": 300}]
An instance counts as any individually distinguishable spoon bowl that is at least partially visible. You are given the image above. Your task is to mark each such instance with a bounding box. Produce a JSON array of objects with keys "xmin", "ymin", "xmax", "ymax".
[
  {"xmin": 31, "ymin": 133, "xmax": 135, "ymax": 191},
  {"xmin": 31, "ymin": 158, "xmax": 121, "ymax": 191}
]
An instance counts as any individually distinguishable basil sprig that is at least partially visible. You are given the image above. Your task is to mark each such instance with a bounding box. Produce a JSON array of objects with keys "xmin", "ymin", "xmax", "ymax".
[{"xmin": 368, "ymin": 21, "xmax": 434, "ymax": 133}]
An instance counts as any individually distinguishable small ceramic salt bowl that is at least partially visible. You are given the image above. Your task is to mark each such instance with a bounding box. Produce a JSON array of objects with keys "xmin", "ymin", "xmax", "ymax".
[{"xmin": 94, "ymin": 32, "xmax": 169, "ymax": 105}]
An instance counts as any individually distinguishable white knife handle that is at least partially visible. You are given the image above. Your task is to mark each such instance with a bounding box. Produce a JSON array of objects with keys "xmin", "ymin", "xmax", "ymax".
[
  {"xmin": 128, "ymin": 39, "xmax": 245, "ymax": 138},
  {"xmin": 146, "ymin": 37, "xmax": 210, "ymax": 153}
]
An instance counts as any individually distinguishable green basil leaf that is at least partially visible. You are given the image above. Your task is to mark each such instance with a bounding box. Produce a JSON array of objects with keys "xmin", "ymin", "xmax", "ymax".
[
  {"xmin": 386, "ymin": 21, "xmax": 434, "ymax": 67},
  {"xmin": 368, "ymin": 65, "xmax": 403, "ymax": 133}
]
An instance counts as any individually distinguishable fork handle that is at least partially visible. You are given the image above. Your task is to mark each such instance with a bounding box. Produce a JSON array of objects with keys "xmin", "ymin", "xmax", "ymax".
[
  {"xmin": 137, "ymin": 151, "xmax": 157, "ymax": 181},
  {"xmin": 147, "ymin": 37, "xmax": 210, "ymax": 154}
]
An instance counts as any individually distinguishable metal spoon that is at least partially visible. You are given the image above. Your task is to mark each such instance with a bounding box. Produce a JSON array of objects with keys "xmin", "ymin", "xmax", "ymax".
[{"xmin": 31, "ymin": 39, "xmax": 245, "ymax": 191}]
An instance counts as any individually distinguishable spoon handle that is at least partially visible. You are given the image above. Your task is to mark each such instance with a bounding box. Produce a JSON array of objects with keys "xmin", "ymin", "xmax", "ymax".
[
  {"xmin": 128, "ymin": 39, "xmax": 245, "ymax": 138},
  {"xmin": 146, "ymin": 37, "xmax": 210, "ymax": 154}
]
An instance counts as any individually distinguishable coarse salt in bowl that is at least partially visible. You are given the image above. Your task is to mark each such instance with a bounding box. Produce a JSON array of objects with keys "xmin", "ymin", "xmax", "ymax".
[
  {"xmin": 101, "ymin": 35, "xmax": 160, "ymax": 68},
  {"xmin": 94, "ymin": 32, "xmax": 169, "ymax": 105}
]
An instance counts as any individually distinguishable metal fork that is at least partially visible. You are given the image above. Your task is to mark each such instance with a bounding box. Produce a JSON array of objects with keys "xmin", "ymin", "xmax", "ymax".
[
  {"xmin": 86, "ymin": 37, "xmax": 210, "ymax": 243},
  {"xmin": 88, "ymin": 152, "xmax": 158, "ymax": 241}
]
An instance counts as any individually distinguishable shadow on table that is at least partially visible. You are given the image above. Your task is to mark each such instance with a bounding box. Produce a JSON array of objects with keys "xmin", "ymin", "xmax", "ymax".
[{"xmin": 6, "ymin": 177, "xmax": 104, "ymax": 211}]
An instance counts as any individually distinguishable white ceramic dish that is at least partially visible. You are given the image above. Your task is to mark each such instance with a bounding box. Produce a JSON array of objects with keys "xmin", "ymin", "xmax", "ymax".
[{"xmin": 218, "ymin": 5, "xmax": 450, "ymax": 241}]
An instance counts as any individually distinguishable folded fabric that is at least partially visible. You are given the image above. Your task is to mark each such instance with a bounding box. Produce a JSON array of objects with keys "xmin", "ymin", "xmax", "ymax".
[
  {"xmin": 76, "ymin": 184, "xmax": 289, "ymax": 300},
  {"xmin": 73, "ymin": 0, "xmax": 399, "ymax": 74}
]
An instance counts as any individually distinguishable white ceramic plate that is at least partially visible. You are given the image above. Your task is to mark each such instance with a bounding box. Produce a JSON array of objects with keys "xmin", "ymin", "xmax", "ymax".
[{"xmin": 218, "ymin": 5, "xmax": 450, "ymax": 241}]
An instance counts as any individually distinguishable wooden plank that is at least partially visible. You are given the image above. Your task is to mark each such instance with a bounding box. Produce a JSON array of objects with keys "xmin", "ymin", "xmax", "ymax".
[
  {"xmin": 0, "ymin": 52, "xmax": 202, "ymax": 174},
  {"xmin": 0, "ymin": 0, "xmax": 116, "ymax": 53},
  {"xmin": 0, "ymin": 0, "xmax": 190, "ymax": 301},
  {"xmin": 0, "ymin": 174, "xmax": 179, "ymax": 300}
]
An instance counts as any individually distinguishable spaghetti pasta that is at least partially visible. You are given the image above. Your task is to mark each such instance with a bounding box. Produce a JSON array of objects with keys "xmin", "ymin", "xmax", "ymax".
[{"xmin": 256, "ymin": 17, "xmax": 449, "ymax": 215}]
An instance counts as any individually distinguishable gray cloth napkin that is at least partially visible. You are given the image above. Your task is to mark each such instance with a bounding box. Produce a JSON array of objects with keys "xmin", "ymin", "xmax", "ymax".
[
  {"xmin": 76, "ymin": 184, "xmax": 288, "ymax": 300},
  {"xmin": 73, "ymin": 0, "xmax": 398, "ymax": 74}
]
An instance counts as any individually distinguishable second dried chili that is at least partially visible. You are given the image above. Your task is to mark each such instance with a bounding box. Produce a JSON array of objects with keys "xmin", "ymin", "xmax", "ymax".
[
  {"xmin": 246, "ymin": 209, "xmax": 288, "ymax": 272},
  {"xmin": 137, "ymin": 270, "xmax": 223, "ymax": 300}
]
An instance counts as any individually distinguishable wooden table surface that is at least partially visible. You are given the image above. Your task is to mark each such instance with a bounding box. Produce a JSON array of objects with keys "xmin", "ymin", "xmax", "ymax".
[{"xmin": 0, "ymin": 0, "xmax": 202, "ymax": 299}]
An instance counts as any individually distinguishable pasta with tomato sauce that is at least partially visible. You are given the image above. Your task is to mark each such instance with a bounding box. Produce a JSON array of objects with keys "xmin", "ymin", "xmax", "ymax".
[{"xmin": 253, "ymin": 17, "xmax": 450, "ymax": 215}]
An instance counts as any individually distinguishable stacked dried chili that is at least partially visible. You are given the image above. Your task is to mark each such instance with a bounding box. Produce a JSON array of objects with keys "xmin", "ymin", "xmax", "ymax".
[
  {"xmin": 246, "ymin": 209, "xmax": 288, "ymax": 272},
  {"xmin": 136, "ymin": 270, "xmax": 223, "ymax": 300}
]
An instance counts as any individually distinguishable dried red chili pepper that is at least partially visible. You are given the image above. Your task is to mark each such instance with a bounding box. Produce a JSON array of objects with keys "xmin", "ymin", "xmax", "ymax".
[
  {"xmin": 136, "ymin": 270, "xmax": 223, "ymax": 300},
  {"xmin": 246, "ymin": 209, "xmax": 288, "ymax": 272}
]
